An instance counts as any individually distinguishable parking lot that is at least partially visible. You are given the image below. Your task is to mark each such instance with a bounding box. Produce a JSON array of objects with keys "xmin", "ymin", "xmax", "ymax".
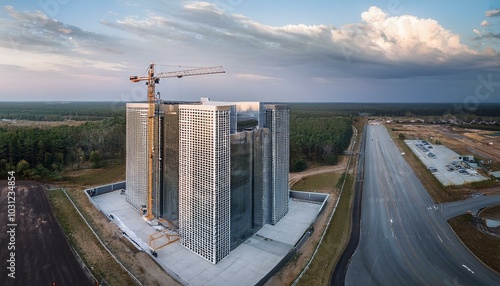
[{"xmin": 405, "ymin": 140, "xmax": 488, "ymax": 186}]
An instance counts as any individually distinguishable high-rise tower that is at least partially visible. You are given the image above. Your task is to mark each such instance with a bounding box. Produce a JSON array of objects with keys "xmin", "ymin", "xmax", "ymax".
[
  {"xmin": 265, "ymin": 104, "xmax": 290, "ymax": 224},
  {"xmin": 126, "ymin": 100, "xmax": 290, "ymax": 263},
  {"xmin": 125, "ymin": 103, "xmax": 149, "ymax": 210},
  {"xmin": 126, "ymin": 103, "xmax": 163, "ymax": 217},
  {"xmin": 178, "ymin": 104, "xmax": 231, "ymax": 264}
]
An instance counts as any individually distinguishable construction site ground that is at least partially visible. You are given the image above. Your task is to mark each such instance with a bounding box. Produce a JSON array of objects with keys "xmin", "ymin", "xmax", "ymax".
[{"xmin": 92, "ymin": 189, "xmax": 324, "ymax": 286}]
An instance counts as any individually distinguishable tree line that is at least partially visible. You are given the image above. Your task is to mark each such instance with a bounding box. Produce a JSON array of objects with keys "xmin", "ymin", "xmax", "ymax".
[
  {"xmin": 0, "ymin": 117, "xmax": 125, "ymax": 180},
  {"xmin": 0, "ymin": 102, "xmax": 126, "ymax": 121},
  {"xmin": 0, "ymin": 102, "xmax": 357, "ymax": 180},
  {"xmin": 289, "ymin": 116, "xmax": 353, "ymax": 172},
  {"xmin": 287, "ymin": 102, "xmax": 500, "ymax": 118}
]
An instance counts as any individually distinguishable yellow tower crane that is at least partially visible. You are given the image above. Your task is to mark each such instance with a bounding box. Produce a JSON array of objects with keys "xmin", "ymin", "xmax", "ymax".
[{"xmin": 130, "ymin": 63, "xmax": 225, "ymax": 220}]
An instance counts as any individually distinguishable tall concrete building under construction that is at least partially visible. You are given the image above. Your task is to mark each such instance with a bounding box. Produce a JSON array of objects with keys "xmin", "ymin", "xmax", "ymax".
[{"xmin": 125, "ymin": 99, "xmax": 289, "ymax": 263}]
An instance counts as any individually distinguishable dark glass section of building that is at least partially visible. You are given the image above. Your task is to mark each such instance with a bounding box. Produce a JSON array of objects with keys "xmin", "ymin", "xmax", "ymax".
[
  {"xmin": 162, "ymin": 104, "xmax": 180, "ymax": 221},
  {"xmin": 229, "ymin": 129, "xmax": 271, "ymax": 249},
  {"xmin": 230, "ymin": 131, "xmax": 254, "ymax": 249},
  {"xmin": 254, "ymin": 128, "xmax": 272, "ymax": 227},
  {"xmin": 152, "ymin": 112, "xmax": 163, "ymax": 217}
]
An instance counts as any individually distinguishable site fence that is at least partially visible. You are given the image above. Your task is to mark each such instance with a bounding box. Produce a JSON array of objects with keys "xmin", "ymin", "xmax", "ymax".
[{"xmin": 86, "ymin": 181, "xmax": 126, "ymax": 197}]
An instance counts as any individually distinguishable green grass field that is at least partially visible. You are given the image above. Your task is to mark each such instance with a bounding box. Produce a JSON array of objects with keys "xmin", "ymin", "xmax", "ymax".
[
  {"xmin": 297, "ymin": 173, "xmax": 354, "ymax": 285},
  {"xmin": 292, "ymin": 172, "xmax": 341, "ymax": 192},
  {"xmin": 62, "ymin": 163, "xmax": 125, "ymax": 187}
]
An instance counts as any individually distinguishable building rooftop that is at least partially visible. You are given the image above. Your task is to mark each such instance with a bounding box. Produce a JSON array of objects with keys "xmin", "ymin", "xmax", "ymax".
[{"xmin": 201, "ymin": 98, "xmax": 261, "ymax": 112}]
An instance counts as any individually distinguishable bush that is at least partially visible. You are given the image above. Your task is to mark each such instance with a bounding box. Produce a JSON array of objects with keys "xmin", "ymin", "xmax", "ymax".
[{"xmin": 291, "ymin": 159, "xmax": 307, "ymax": 172}]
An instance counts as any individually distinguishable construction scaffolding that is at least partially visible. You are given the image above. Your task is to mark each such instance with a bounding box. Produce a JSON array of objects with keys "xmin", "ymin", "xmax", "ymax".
[
  {"xmin": 148, "ymin": 231, "xmax": 179, "ymax": 251},
  {"xmin": 148, "ymin": 218, "xmax": 179, "ymax": 251}
]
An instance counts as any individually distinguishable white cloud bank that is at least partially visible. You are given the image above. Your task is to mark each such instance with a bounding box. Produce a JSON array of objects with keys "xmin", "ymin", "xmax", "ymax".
[
  {"xmin": 337, "ymin": 6, "xmax": 478, "ymax": 62},
  {"xmin": 101, "ymin": 3, "xmax": 498, "ymax": 79},
  {"xmin": 2, "ymin": 3, "xmax": 500, "ymax": 82}
]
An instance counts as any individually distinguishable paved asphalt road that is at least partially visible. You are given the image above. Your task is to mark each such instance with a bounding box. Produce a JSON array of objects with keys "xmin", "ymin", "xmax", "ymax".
[
  {"xmin": 330, "ymin": 124, "xmax": 366, "ymax": 285},
  {"xmin": 441, "ymin": 195, "xmax": 500, "ymax": 220},
  {"xmin": 345, "ymin": 125, "xmax": 500, "ymax": 285}
]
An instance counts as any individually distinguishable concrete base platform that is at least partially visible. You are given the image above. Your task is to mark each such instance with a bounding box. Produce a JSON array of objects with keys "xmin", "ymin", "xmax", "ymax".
[{"xmin": 92, "ymin": 190, "xmax": 322, "ymax": 286}]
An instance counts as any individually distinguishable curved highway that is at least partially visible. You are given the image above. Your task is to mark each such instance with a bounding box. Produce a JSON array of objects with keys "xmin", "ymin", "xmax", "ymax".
[{"xmin": 345, "ymin": 125, "xmax": 500, "ymax": 285}]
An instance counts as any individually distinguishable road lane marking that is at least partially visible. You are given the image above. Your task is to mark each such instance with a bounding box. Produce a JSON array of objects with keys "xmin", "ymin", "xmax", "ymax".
[{"xmin": 462, "ymin": 264, "xmax": 475, "ymax": 274}]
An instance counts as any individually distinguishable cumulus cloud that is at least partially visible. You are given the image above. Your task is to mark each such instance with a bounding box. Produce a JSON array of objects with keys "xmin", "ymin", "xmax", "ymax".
[
  {"xmin": 103, "ymin": 3, "xmax": 496, "ymax": 79},
  {"xmin": 341, "ymin": 7, "xmax": 477, "ymax": 62},
  {"xmin": 473, "ymin": 29, "xmax": 482, "ymax": 37},
  {"xmin": 103, "ymin": 2, "xmax": 477, "ymax": 68},
  {"xmin": 481, "ymin": 20, "xmax": 491, "ymax": 26},
  {"xmin": 4, "ymin": 3, "xmax": 499, "ymax": 81},
  {"xmin": 486, "ymin": 9, "xmax": 500, "ymax": 17}
]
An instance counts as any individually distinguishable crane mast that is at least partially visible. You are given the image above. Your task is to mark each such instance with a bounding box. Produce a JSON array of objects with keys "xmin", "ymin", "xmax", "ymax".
[
  {"xmin": 130, "ymin": 63, "xmax": 225, "ymax": 220},
  {"xmin": 146, "ymin": 64, "xmax": 155, "ymax": 220}
]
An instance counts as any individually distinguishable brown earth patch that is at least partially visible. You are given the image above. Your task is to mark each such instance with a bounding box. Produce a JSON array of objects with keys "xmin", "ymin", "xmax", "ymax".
[{"xmin": 0, "ymin": 181, "xmax": 92, "ymax": 286}]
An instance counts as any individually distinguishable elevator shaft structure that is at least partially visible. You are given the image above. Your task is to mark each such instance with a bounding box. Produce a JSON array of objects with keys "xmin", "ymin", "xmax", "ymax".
[{"xmin": 129, "ymin": 63, "xmax": 225, "ymax": 219}]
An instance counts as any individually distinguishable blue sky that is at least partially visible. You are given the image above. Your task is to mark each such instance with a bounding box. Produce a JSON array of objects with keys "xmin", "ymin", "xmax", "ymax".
[{"xmin": 1, "ymin": 0, "xmax": 500, "ymax": 103}]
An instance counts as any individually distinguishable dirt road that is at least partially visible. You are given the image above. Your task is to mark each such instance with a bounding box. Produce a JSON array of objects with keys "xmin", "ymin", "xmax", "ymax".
[{"xmin": 289, "ymin": 155, "xmax": 349, "ymax": 188}]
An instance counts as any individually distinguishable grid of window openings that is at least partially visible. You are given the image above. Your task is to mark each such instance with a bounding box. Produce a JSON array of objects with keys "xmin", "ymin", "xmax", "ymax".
[
  {"xmin": 125, "ymin": 104, "xmax": 149, "ymax": 210},
  {"xmin": 265, "ymin": 105, "xmax": 290, "ymax": 225},
  {"xmin": 125, "ymin": 101, "xmax": 291, "ymax": 264},
  {"xmin": 178, "ymin": 105, "xmax": 231, "ymax": 264}
]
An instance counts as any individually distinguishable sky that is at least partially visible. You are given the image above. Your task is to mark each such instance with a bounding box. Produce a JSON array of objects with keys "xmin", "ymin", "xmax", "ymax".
[{"xmin": 1, "ymin": 0, "xmax": 500, "ymax": 103}]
